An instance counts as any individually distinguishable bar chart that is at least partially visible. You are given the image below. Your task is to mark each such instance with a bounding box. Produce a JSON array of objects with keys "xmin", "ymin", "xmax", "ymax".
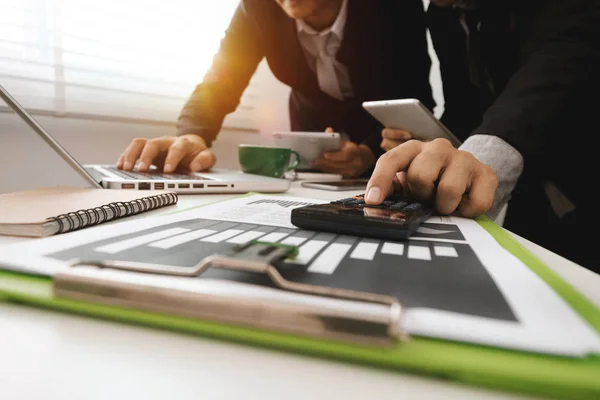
[{"xmin": 49, "ymin": 217, "xmax": 516, "ymax": 321}]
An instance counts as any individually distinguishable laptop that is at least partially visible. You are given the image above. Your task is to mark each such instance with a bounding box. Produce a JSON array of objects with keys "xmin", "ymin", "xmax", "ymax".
[{"xmin": 0, "ymin": 85, "xmax": 290, "ymax": 193}]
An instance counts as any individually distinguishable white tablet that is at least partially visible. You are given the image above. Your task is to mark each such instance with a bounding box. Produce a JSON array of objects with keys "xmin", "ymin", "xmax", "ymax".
[
  {"xmin": 272, "ymin": 131, "xmax": 342, "ymax": 169},
  {"xmin": 362, "ymin": 98, "xmax": 462, "ymax": 147}
]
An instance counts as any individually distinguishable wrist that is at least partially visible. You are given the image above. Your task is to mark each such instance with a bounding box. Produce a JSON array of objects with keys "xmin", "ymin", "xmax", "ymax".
[
  {"xmin": 178, "ymin": 132, "xmax": 210, "ymax": 148},
  {"xmin": 176, "ymin": 118, "xmax": 214, "ymax": 147}
]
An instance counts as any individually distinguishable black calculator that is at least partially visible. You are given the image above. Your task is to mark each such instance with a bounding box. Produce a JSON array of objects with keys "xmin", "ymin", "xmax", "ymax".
[{"xmin": 290, "ymin": 194, "xmax": 433, "ymax": 241}]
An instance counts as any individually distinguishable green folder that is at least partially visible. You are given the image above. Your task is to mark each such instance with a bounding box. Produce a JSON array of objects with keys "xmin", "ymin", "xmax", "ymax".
[{"xmin": 1, "ymin": 211, "xmax": 599, "ymax": 400}]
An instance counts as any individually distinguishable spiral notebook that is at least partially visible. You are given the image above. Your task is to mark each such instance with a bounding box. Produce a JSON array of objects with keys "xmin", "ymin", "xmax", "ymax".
[{"xmin": 0, "ymin": 186, "xmax": 178, "ymax": 237}]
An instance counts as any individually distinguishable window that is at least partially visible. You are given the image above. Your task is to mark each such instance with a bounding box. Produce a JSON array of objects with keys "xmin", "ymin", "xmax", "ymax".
[{"xmin": 0, "ymin": 0, "xmax": 258, "ymax": 129}]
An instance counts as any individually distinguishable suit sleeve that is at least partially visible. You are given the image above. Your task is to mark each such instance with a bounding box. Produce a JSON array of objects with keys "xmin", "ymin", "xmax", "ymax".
[
  {"xmin": 474, "ymin": 0, "xmax": 600, "ymax": 159},
  {"xmin": 177, "ymin": 1, "xmax": 265, "ymax": 146}
]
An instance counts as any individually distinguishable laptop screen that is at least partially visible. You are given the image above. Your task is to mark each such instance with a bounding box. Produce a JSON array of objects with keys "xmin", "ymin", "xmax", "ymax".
[{"xmin": 0, "ymin": 85, "xmax": 101, "ymax": 193}]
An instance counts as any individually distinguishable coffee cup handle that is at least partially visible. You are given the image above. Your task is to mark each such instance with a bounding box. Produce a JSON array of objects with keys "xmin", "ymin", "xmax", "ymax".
[{"xmin": 287, "ymin": 150, "xmax": 301, "ymax": 171}]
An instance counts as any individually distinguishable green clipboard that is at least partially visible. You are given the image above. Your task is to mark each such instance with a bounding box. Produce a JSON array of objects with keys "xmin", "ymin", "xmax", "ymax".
[{"xmin": 1, "ymin": 206, "xmax": 599, "ymax": 400}]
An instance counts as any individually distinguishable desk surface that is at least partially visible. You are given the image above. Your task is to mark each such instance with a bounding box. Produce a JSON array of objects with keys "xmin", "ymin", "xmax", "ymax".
[{"xmin": 1, "ymin": 183, "xmax": 599, "ymax": 400}]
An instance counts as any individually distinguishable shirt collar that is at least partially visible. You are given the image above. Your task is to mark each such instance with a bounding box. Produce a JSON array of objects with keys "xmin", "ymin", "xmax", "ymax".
[{"xmin": 296, "ymin": 0, "xmax": 348, "ymax": 40}]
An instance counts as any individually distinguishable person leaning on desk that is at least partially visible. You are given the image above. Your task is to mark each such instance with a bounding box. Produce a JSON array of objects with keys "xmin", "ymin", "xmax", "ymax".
[
  {"xmin": 365, "ymin": 0, "xmax": 600, "ymax": 273},
  {"xmin": 116, "ymin": 0, "xmax": 435, "ymax": 179}
]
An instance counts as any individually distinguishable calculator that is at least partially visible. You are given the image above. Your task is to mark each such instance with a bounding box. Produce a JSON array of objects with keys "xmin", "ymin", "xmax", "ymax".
[{"xmin": 290, "ymin": 194, "xmax": 434, "ymax": 241}]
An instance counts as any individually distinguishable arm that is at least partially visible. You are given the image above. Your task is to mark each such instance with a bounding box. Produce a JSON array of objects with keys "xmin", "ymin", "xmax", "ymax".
[
  {"xmin": 475, "ymin": 0, "xmax": 600, "ymax": 158},
  {"xmin": 177, "ymin": 1, "xmax": 265, "ymax": 146},
  {"xmin": 116, "ymin": 1, "xmax": 265, "ymax": 173},
  {"xmin": 464, "ymin": 0, "xmax": 600, "ymax": 219},
  {"xmin": 364, "ymin": 1, "xmax": 600, "ymax": 219},
  {"xmin": 459, "ymin": 135, "xmax": 524, "ymax": 221}
]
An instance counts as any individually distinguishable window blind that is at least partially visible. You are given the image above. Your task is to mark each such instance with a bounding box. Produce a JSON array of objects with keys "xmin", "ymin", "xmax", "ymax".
[{"xmin": 0, "ymin": 0, "xmax": 258, "ymax": 130}]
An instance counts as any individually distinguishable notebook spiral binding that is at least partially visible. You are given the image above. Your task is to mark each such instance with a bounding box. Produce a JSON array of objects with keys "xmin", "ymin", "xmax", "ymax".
[{"xmin": 48, "ymin": 192, "xmax": 178, "ymax": 234}]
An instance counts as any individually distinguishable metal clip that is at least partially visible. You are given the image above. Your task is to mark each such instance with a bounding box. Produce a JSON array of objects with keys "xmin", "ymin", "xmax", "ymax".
[{"xmin": 54, "ymin": 241, "xmax": 407, "ymax": 346}]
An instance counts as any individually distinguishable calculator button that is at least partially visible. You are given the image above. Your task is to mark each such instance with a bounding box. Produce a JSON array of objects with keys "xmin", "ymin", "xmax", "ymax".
[
  {"xmin": 403, "ymin": 202, "xmax": 423, "ymax": 211},
  {"xmin": 390, "ymin": 201, "xmax": 408, "ymax": 210},
  {"xmin": 332, "ymin": 198, "xmax": 354, "ymax": 204}
]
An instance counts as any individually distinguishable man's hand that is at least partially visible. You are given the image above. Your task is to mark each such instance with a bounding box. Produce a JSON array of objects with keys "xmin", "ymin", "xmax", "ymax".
[
  {"xmin": 365, "ymin": 138, "xmax": 498, "ymax": 218},
  {"xmin": 380, "ymin": 128, "xmax": 412, "ymax": 152},
  {"xmin": 116, "ymin": 134, "xmax": 216, "ymax": 173},
  {"xmin": 313, "ymin": 139, "xmax": 375, "ymax": 178},
  {"xmin": 311, "ymin": 127, "xmax": 375, "ymax": 178},
  {"xmin": 313, "ymin": 140, "xmax": 375, "ymax": 178}
]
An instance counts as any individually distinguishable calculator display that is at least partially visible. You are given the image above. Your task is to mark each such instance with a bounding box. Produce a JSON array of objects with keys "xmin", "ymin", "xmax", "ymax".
[{"xmin": 314, "ymin": 202, "xmax": 405, "ymax": 220}]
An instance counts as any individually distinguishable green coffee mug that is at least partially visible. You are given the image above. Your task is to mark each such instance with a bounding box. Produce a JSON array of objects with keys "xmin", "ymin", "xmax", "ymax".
[{"xmin": 238, "ymin": 144, "xmax": 300, "ymax": 178}]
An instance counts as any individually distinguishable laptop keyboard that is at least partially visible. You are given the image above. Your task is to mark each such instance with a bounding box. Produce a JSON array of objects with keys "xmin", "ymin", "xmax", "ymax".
[{"xmin": 103, "ymin": 166, "xmax": 211, "ymax": 181}]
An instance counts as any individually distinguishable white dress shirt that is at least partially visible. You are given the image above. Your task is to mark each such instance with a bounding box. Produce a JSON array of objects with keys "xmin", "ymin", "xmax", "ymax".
[{"xmin": 295, "ymin": 0, "xmax": 353, "ymax": 100}]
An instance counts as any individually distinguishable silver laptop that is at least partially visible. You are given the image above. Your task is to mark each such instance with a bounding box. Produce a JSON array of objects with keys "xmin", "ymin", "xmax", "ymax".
[{"xmin": 0, "ymin": 85, "xmax": 290, "ymax": 193}]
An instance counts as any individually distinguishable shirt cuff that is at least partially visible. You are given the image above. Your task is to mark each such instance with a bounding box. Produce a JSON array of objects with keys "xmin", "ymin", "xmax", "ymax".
[{"xmin": 459, "ymin": 134, "xmax": 524, "ymax": 221}]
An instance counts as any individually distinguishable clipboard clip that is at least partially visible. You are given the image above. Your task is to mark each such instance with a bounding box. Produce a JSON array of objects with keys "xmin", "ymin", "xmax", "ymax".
[{"xmin": 53, "ymin": 241, "xmax": 408, "ymax": 346}]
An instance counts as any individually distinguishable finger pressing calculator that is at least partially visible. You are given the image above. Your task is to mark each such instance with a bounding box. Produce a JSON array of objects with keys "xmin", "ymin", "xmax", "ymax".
[{"xmin": 290, "ymin": 194, "xmax": 433, "ymax": 240}]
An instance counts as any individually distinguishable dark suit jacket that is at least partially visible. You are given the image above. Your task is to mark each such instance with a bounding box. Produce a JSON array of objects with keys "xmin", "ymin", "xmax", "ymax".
[
  {"xmin": 427, "ymin": 0, "xmax": 600, "ymax": 268},
  {"xmin": 177, "ymin": 0, "xmax": 434, "ymax": 158},
  {"xmin": 428, "ymin": 0, "xmax": 600, "ymax": 210}
]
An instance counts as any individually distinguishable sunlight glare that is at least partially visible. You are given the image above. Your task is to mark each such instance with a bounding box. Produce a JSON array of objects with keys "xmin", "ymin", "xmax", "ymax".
[{"xmin": 56, "ymin": 0, "xmax": 240, "ymax": 86}]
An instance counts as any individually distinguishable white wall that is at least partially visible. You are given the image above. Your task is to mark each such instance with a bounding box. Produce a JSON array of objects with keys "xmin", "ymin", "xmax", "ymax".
[{"xmin": 0, "ymin": 0, "xmax": 444, "ymax": 194}]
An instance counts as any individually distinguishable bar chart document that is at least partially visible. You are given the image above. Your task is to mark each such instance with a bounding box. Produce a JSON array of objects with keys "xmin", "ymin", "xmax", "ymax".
[{"xmin": 1, "ymin": 194, "xmax": 599, "ymax": 356}]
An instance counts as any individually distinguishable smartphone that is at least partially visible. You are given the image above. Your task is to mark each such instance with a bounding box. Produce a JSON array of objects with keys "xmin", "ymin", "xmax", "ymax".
[
  {"xmin": 272, "ymin": 131, "xmax": 342, "ymax": 169},
  {"xmin": 301, "ymin": 179, "xmax": 368, "ymax": 191},
  {"xmin": 362, "ymin": 98, "xmax": 462, "ymax": 147},
  {"xmin": 293, "ymin": 171, "xmax": 343, "ymax": 181}
]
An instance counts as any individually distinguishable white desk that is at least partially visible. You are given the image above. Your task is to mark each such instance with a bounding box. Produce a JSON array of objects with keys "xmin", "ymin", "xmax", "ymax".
[{"xmin": 1, "ymin": 183, "xmax": 599, "ymax": 400}]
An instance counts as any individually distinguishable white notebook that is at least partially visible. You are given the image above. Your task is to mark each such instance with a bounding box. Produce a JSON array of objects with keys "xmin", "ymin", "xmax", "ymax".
[{"xmin": 0, "ymin": 186, "xmax": 178, "ymax": 237}]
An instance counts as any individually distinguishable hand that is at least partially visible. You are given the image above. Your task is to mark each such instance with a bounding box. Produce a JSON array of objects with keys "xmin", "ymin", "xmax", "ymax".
[
  {"xmin": 313, "ymin": 128, "xmax": 375, "ymax": 178},
  {"xmin": 381, "ymin": 128, "xmax": 412, "ymax": 152},
  {"xmin": 116, "ymin": 134, "xmax": 216, "ymax": 173},
  {"xmin": 365, "ymin": 138, "xmax": 498, "ymax": 218}
]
